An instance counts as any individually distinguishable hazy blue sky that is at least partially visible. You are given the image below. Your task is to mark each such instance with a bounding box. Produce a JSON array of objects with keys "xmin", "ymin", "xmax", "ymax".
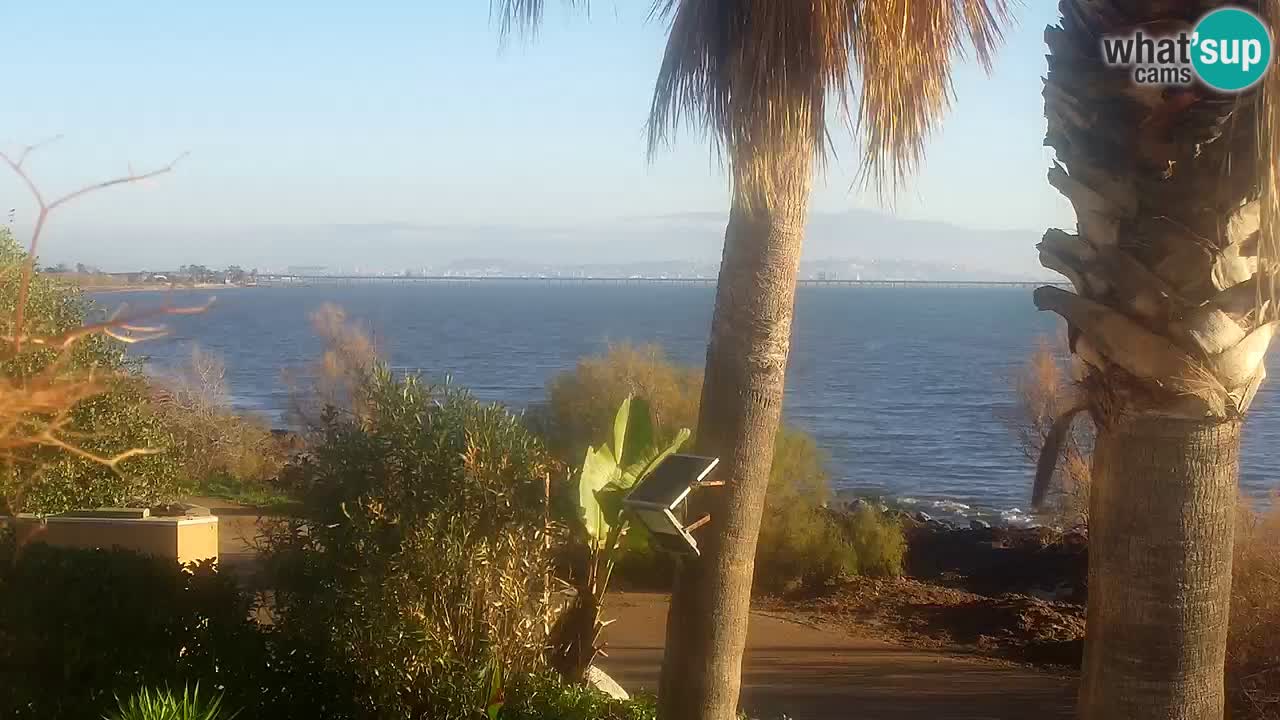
[{"xmin": 2, "ymin": 1, "xmax": 1074, "ymax": 268}]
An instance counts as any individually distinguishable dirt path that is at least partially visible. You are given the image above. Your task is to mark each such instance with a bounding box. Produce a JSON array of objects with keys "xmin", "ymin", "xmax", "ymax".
[
  {"xmin": 187, "ymin": 496, "xmax": 267, "ymax": 581},
  {"xmin": 601, "ymin": 592, "xmax": 1075, "ymax": 720},
  {"xmin": 193, "ymin": 498, "xmax": 1077, "ymax": 720}
]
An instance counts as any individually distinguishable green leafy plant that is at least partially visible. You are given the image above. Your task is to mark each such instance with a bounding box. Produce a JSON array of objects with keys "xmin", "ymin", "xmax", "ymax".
[
  {"xmin": 264, "ymin": 363, "xmax": 560, "ymax": 720},
  {"xmin": 831, "ymin": 506, "xmax": 907, "ymax": 578},
  {"xmin": 552, "ymin": 395, "xmax": 689, "ymax": 681},
  {"xmin": 537, "ymin": 344, "xmax": 872, "ymax": 592},
  {"xmin": 500, "ymin": 673, "xmax": 657, "ymax": 720},
  {"xmin": 484, "ymin": 659, "xmax": 506, "ymax": 720},
  {"xmin": 0, "ymin": 142, "xmax": 193, "ymax": 515},
  {"xmin": 0, "ymin": 545, "xmax": 277, "ymax": 719},
  {"xmin": 577, "ymin": 395, "xmax": 690, "ymax": 548},
  {"xmin": 0, "ymin": 229, "xmax": 181, "ymax": 514},
  {"xmin": 104, "ymin": 685, "xmax": 238, "ymax": 720},
  {"xmin": 153, "ymin": 345, "xmax": 290, "ymax": 501}
]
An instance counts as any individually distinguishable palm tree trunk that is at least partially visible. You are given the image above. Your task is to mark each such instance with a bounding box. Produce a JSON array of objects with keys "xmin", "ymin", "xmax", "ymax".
[
  {"xmin": 1039, "ymin": 2, "xmax": 1273, "ymax": 717},
  {"xmin": 658, "ymin": 144, "xmax": 813, "ymax": 720},
  {"xmin": 1082, "ymin": 417, "xmax": 1239, "ymax": 720}
]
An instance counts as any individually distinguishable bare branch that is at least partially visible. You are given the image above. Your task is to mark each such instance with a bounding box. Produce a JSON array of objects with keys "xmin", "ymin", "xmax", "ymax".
[
  {"xmin": 0, "ymin": 140, "xmax": 200, "ymax": 509},
  {"xmin": 0, "ymin": 297, "xmax": 215, "ymax": 353},
  {"xmin": 11, "ymin": 135, "xmax": 63, "ymax": 171},
  {"xmin": 0, "ymin": 153, "xmax": 47, "ymax": 209},
  {"xmin": 0, "ymin": 143, "xmax": 188, "ymax": 354},
  {"xmin": 34, "ymin": 431, "xmax": 160, "ymax": 468},
  {"xmin": 46, "ymin": 151, "xmax": 188, "ymax": 212}
]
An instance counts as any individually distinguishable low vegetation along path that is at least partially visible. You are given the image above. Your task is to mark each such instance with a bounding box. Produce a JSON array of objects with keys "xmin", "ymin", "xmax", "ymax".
[{"xmin": 202, "ymin": 498, "xmax": 1076, "ymax": 720}]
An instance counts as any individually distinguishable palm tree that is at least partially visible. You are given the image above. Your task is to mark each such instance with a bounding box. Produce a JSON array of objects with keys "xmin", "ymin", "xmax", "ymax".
[
  {"xmin": 1037, "ymin": 2, "xmax": 1279, "ymax": 717},
  {"xmin": 497, "ymin": 2, "xmax": 1009, "ymax": 719}
]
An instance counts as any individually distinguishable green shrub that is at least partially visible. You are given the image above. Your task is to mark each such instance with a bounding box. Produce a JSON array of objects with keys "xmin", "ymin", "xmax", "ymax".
[
  {"xmin": 502, "ymin": 673, "xmax": 657, "ymax": 720},
  {"xmin": 0, "ymin": 545, "xmax": 276, "ymax": 719},
  {"xmin": 540, "ymin": 343, "xmax": 700, "ymax": 465},
  {"xmin": 538, "ymin": 343, "xmax": 868, "ymax": 592},
  {"xmin": 263, "ymin": 364, "xmax": 562, "ymax": 720},
  {"xmin": 833, "ymin": 506, "xmax": 908, "ymax": 578},
  {"xmin": 7, "ymin": 384, "xmax": 181, "ymax": 514},
  {"xmin": 753, "ymin": 428, "xmax": 851, "ymax": 590},
  {"xmin": 153, "ymin": 346, "xmax": 290, "ymax": 502},
  {"xmin": 0, "ymin": 229, "xmax": 180, "ymax": 514},
  {"xmin": 105, "ymin": 685, "xmax": 237, "ymax": 720}
]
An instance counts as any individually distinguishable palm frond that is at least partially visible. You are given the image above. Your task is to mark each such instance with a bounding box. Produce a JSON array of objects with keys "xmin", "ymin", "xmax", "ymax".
[
  {"xmin": 1031, "ymin": 403, "xmax": 1085, "ymax": 510},
  {"xmin": 647, "ymin": 0, "xmax": 1011, "ymax": 204},
  {"xmin": 492, "ymin": 0, "xmax": 588, "ymax": 40}
]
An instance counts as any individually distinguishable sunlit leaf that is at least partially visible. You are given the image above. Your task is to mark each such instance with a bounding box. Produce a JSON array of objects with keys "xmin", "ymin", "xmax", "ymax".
[
  {"xmin": 579, "ymin": 444, "xmax": 619, "ymax": 545},
  {"xmin": 575, "ymin": 396, "xmax": 691, "ymax": 548}
]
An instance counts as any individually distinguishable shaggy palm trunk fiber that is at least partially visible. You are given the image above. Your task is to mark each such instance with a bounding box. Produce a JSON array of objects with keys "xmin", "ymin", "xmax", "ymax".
[
  {"xmin": 1083, "ymin": 417, "xmax": 1239, "ymax": 720},
  {"xmin": 1039, "ymin": 2, "xmax": 1275, "ymax": 718},
  {"xmin": 658, "ymin": 146, "xmax": 813, "ymax": 720}
]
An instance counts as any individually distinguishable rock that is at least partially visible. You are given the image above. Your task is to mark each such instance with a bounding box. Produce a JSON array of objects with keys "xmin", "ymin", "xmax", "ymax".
[
  {"xmin": 884, "ymin": 509, "xmax": 919, "ymax": 528},
  {"xmin": 969, "ymin": 519, "xmax": 991, "ymax": 530},
  {"xmin": 1028, "ymin": 582, "xmax": 1080, "ymax": 603},
  {"xmin": 903, "ymin": 518, "xmax": 1088, "ymax": 599},
  {"xmin": 913, "ymin": 511, "xmax": 933, "ymax": 524},
  {"xmin": 585, "ymin": 665, "xmax": 629, "ymax": 700},
  {"xmin": 1063, "ymin": 529, "xmax": 1088, "ymax": 546}
]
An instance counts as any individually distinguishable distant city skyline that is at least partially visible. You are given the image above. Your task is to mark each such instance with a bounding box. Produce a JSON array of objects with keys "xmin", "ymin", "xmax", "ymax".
[
  {"xmin": 8, "ymin": 207, "xmax": 1052, "ymax": 280},
  {"xmin": 4, "ymin": 1, "xmax": 1074, "ymax": 268},
  {"xmin": 66, "ymin": 257, "xmax": 1047, "ymax": 283}
]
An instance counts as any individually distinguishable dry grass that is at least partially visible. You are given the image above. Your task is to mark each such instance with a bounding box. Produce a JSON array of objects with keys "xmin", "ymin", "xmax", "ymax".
[
  {"xmin": 1010, "ymin": 337, "xmax": 1092, "ymax": 528},
  {"xmin": 285, "ymin": 303, "xmax": 380, "ymax": 429},
  {"xmin": 153, "ymin": 345, "xmax": 286, "ymax": 491},
  {"xmin": 1229, "ymin": 499, "xmax": 1280, "ymax": 719}
]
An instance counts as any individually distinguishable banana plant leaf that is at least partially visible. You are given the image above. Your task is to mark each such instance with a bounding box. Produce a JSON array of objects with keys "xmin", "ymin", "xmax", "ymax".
[{"xmin": 577, "ymin": 395, "xmax": 690, "ymax": 548}]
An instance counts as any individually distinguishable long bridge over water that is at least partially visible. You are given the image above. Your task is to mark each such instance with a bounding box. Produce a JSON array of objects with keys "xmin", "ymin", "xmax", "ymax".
[{"xmin": 258, "ymin": 275, "xmax": 1061, "ymax": 290}]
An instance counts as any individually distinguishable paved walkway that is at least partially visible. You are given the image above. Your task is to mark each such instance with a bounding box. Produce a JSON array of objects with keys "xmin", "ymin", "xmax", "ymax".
[{"xmin": 194, "ymin": 498, "xmax": 1078, "ymax": 720}]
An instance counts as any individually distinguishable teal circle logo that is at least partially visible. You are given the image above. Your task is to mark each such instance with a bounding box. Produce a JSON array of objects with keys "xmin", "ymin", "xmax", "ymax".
[{"xmin": 1192, "ymin": 7, "xmax": 1272, "ymax": 91}]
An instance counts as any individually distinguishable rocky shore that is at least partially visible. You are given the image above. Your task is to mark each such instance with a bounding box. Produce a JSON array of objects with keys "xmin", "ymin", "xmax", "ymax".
[{"xmin": 798, "ymin": 502, "xmax": 1090, "ymax": 670}]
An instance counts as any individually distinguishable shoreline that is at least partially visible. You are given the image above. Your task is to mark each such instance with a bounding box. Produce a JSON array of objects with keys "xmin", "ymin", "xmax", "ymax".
[
  {"xmin": 835, "ymin": 492, "xmax": 1044, "ymax": 530},
  {"xmin": 83, "ymin": 282, "xmax": 252, "ymax": 294}
]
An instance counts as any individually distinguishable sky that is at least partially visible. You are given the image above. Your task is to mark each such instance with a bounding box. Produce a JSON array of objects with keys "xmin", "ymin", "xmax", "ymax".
[{"xmin": 1, "ymin": 1, "xmax": 1075, "ymax": 270}]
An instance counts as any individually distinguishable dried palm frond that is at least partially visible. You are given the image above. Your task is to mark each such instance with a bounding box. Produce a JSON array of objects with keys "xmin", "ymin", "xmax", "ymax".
[
  {"xmin": 494, "ymin": 0, "xmax": 1010, "ymax": 204},
  {"xmin": 492, "ymin": 0, "xmax": 588, "ymax": 40},
  {"xmin": 647, "ymin": 0, "xmax": 1010, "ymax": 203}
]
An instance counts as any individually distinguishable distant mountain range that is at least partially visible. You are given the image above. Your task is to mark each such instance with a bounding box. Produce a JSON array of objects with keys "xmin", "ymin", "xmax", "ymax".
[
  {"xmin": 55, "ymin": 208, "xmax": 1060, "ymax": 281},
  {"xmin": 424, "ymin": 256, "xmax": 1038, "ymax": 282}
]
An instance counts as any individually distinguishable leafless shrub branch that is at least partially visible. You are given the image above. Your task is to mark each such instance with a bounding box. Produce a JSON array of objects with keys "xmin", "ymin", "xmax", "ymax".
[
  {"xmin": 1, "ymin": 139, "xmax": 188, "ymax": 354},
  {"xmin": 0, "ymin": 140, "xmax": 204, "ymax": 483}
]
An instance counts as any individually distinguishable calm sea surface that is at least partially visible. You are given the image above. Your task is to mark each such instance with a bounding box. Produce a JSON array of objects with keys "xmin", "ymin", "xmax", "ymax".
[{"xmin": 96, "ymin": 284, "xmax": 1280, "ymax": 526}]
